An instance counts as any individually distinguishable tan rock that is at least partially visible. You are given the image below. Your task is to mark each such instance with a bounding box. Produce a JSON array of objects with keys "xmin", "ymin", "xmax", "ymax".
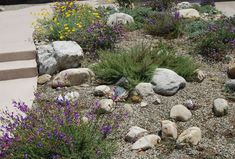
[
  {"xmin": 37, "ymin": 74, "xmax": 52, "ymax": 85},
  {"xmin": 176, "ymin": 127, "xmax": 201, "ymax": 146},
  {"xmin": 51, "ymin": 68, "xmax": 94, "ymax": 88},
  {"xmin": 132, "ymin": 134, "xmax": 161, "ymax": 150},
  {"xmin": 161, "ymin": 120, "xmax": 177, "ymax": 139},
  {"xmin": 194, "ymin": 69, "xmax": 206, "ymax": 82},
  {"xmin": 170, "ymin": 104, "xmax": 192, "ymax": 122},
  {"xmin": 179, "ymin": 8, "xmax": 200, "ymax": 19},
  {"xmin": 125, "ymin": 126, "xmax": 149, "ymax": 142}
]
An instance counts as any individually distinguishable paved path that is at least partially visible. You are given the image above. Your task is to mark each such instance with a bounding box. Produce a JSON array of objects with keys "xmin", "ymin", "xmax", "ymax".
[
  {"xmin": 0, "ymin": 4, "xmax": 51, "ymax": 114},
  {"xmin": 215, "ymin": 1, "xmax": 235, "ymax": 17}
]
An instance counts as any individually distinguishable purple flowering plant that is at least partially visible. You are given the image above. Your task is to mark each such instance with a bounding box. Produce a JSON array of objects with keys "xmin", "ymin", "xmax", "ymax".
[
  {"xmin": 144, "ymin": 11, "xmax": 182, "ymax": 38},
  {"xmin": 0, "ymin": 93, "xmax": 127, "ymax": 158},
  {"xmin": 197, "ymin": 17, "xmax": 235, "ymax": 61}
]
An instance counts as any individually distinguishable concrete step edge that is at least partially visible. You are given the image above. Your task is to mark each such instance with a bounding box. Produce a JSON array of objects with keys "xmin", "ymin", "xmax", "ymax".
[{"xmin": 0, "ymin": 50, "xmax": 36, "ymax": 62}]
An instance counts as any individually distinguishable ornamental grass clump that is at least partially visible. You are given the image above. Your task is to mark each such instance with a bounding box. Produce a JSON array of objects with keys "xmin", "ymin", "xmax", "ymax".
[
  {"xmin": 92, "ymin": 43, "xmax": 198, "ymax": 88},
  {"xmin": 196, "ymin": 17, "xmax": 235, "ymax": 61},
  {"xmin": 143, "ymin": 11, "xmax": 182, "ymax": 38},
  {"xmin": 34, "ymin": 0, "xmax": 123, "ymax": 51},
  {"xmin": 0, "ymin": 95, "xmax": 127, "ymax": 158}
]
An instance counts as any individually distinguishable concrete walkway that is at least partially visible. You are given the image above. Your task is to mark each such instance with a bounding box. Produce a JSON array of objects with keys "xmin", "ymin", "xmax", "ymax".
[
  {"xmin": 215, "ymin": 1, "xmax": 235, "ymax": 17},
  {"xmin": 0, "ymin": 4, "xmax": 51, "ymax": 113}
]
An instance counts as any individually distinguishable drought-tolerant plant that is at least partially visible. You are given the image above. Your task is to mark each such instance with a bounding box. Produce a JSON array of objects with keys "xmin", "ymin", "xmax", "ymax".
[
  {"xmin": 34, "ymin": 0, "xmax": 122, "ymax": 51},
  {"xmin": 196, "ymin": 18, "xmax": 235, "ymax": 61},
  {"xmin": 120, "ymin": 6, "xmax": 156, "ymax": 31},
  {"xmin": 144, "ymin": 11, "xmax": 182, "ymax": 38},
  {"xmin": 181, "ymin": 19, "xmax": 212, "ymax": 39},
  {"xmin": 143, "ymin": 0, "xmax": 176, "ymax": 11},
  {"xmin": 92, "ymin": 43, "xmax": 198, "ymax": 88},
  {"xmin": 192, "ymin": 4, "xmax": 220, "ymax": 14},
  {"xmin": 115, "ymin": 0, "xmax": 134, "ymax": 8},
  {"xmin": 0, "ymin": 95, "xmax": 127, "ymax": 158}
]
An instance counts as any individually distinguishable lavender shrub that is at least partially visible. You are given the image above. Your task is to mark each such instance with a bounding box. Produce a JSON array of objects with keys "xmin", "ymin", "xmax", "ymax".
[{"xmin": 0, "ymin": 94, "xmax": 127, "ymax": 158}]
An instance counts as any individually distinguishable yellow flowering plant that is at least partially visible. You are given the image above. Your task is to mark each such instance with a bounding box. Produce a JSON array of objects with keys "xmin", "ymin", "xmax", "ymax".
[{"xmin": 34, "ymin": 0, "xmax": 122, "ymax": 51}]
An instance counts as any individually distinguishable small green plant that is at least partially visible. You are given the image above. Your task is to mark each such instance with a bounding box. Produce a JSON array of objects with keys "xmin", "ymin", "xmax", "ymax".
[
  {"xmin": 120, "ymin": 7, "xmax": 156, "ymax": 31},
  {"xmin": 143, "ymin": 12, "xmax": 182, "ymax": 38},
  {"xmin": 181, "ymin": 19, "xmax": 212, "ymax": 39},
  {"xmin": 115, "ymin": 0, "xmax": 134, "ymax": 8},
  {"xmin": 92, "ymin": 43, "xmax": 198, "ymax": 88},
  {"xmin": 192, "ymin": 4, "xmax": 221, "ymax": 15},
  {"xmin": 196, "ymin": 18, "xmax": 235, "ymax": 61},
  {"xmin": 143, "ymin": 0, "xmax": 176, "ymax": 11}
]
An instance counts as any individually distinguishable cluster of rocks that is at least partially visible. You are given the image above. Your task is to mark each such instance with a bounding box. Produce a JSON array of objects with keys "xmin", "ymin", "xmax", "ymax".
[{"xmin": 125, "ymin": 123, "xmax": 201, "ymax": 151}]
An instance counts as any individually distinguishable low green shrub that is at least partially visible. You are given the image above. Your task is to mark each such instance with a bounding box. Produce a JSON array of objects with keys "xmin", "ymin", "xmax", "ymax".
[
  {"xmin": 143, "ymin": 0, "xmax": 176, "ymax": 11},
  {"xmin": 196, "ymin": 18, "xmax": 235, "ymax": 61},
  {"xmin": 0, "ymin": 96, "xmax": 127, "ymax": 158},
  {"xmin": 181, "ymin": 19, "xmax": 212, "ymax": 39},
  {"xmin": 92, "ymin": 43, "xmax": 198, "ymax": 88},
  {"xmin": 120, "ymin": 7, "xmax": 156, "ymax": 31},
  {"xmin": 143, "ymin": 12, "xmax": 182, "ymax": 38},
  {"xmin": 34, "ymin": 1, "xmax": 122, "ymax": 51},
  {"xmin": 192, "ymin": 4, "xmax": 220, "ymax": 15}
]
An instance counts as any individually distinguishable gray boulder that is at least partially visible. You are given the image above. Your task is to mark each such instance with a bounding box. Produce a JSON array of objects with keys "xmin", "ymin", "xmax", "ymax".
[
  {"xmin": 135, "ymin": 83, "xmax": 154, "ymax": 97},
  {"xmin": 37, "ymin": 41, "xmax": 84, "ymax": 75},
  {"xmin": 225, "ymin": 79, "xmax": 235, "ymax": 91},
  {"xmin": 151, "ymin": 68, "xmax": 186, "ymax": 96}
]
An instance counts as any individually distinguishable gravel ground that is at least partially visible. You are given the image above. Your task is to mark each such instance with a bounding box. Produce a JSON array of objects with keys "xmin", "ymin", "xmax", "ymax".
[{"xmin": 36, "ymin": 31, "xmax": 235, "ymax": 159}]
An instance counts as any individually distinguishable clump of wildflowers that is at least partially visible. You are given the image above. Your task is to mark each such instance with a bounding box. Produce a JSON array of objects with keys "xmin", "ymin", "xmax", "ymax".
[
  {"xmin": 143, "ymin": 11, "xmax": 182, "ymax": 38},
  {"xmin": 196, "ymin": 17, "xmax": 235, "ymax": 61},
  {"xmin": 0, "ymin": 93, "xmax": 127, "ymax": 158},
  {"xmin": 34, "ymin": 0, "xmax": 123, "ymax": 51}
]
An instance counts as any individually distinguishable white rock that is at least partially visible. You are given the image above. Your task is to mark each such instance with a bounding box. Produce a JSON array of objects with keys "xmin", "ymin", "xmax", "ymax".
[
  {"xmin": 94, "ymin": 85, "xmax": 111, "ymax": 96},
  {"xmin": 123, "ymin": 104, "xmax": 134, "ymax": 114},
  {"xmin": 177, "ymin": 127, "xmax": 201, "ymax": 146},
  {"xmin": 125, "ymin": 126, "xmax": 149, "ymax": 142},
  {"xmin": 52, "ymin": 41, "xmax": 84, "ymax": 70},
  {"xmin": 52, "ymin": 68, "xmax": 95, "ymax": 88},
  {"xmin": 213, "ymin": 98, "xmax": 228, "ymax": 117},
  {"xmin": 37, "ymin": 74, "xmax": 52, "ymax": 85},
  {"xmin": 107, "ymin": 13, "xmax": 134, "ymax": 26},
  {"xmin": 151, "ymin": 68, "xmax": 186, "ymax": 96},
  {"xmin": 37, "ymin": 44, "xmax": 58, "ymax": 75},
  {"xmin": 99, "ymin": 99, "xmax": 114, "ymax": 113},
  {"xmin": 161, "ymin": 120, "xmax": 177, "ymax": 139},
  {"xmin": 178, "ymin": 8, "xmax": 200, "ymax": 19},
  {"xmin": 135, "ymin": 83, "xmax": 154, "ymax": 97},
  {"xmin": 37, "ymin": 41, "xmax": 84, "ymax": 75},
  {"xmin": 140, "ymin": 101, "xmax": 148, "ymax": 107},
  {"xmin": 170, "ymin": 104, "xmax": 192, "ymax": 121},
  {"xmin": 64, "ymin": 91, "xmax": 80, "ymax": 102},
  {"xmin": 177, "ymin": 2, "xmax": 192, "ymax": 9},
  {"xmin": 132, "ymin": 134, "xmax": 161, "ymax": 150},
  {"xmin": 82, "ymin": 116, "xmax": 89, "ymax": 123}
]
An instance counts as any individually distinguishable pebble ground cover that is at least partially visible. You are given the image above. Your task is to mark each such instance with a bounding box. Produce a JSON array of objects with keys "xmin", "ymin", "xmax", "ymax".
[{"xmin": 0, "ymin": 0, "xmax": 235, "ymax": 158}]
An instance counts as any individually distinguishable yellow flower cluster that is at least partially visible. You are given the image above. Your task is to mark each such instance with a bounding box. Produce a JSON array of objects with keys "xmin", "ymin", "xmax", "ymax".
[{"xmin": 33, "ymin": 0, "xmax": 102, "ymax": 41}]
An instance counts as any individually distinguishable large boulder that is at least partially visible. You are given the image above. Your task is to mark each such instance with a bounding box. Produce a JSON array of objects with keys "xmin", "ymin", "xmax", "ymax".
[
  {"xmin": 125, "ymin": 126, "xmax": 149, "ymax": 143},
  {"xmin": 151, "ymin": 68, "xmax": 186, "ymax": 96},
  {"xmin": 107, "ymin": 13, "xmax": 134, "ymax": 26},
  {"xmin": 37, "ymin": 41, "xmax": 84, "ymax": 75},
  {"xmin": 51, "ymin": 68, "xmax": 94, "ymax": 88},
  {"xmin": 178, "ymin": 8, "xmax": 200, "ymax": 19}
]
